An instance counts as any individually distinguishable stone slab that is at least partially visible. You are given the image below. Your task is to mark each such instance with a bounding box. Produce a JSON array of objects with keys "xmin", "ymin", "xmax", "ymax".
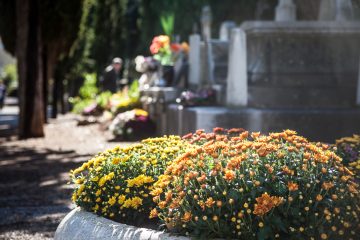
[
  {"xmin": 167, "ymin": 104, "xmax": 360, "ymax": 142},
  {"xmin": 55, "ymin": 208, "xmax": 189, "ymax": 240}
]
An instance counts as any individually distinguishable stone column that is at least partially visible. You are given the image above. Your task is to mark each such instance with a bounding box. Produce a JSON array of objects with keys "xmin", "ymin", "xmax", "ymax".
[
  {"xmin": 219, "ymin": 21, "xmax": 236, "ymax": 41},
  {"xmin": 188, "ymin": 34, "xmax": 201, "ymax": 88},
  {"xmin": 226, "ymin": 28, "xmax": 247, "ymax": 107},
  {"xmin": 335, "ymin": 0, "xmax": 354, "ymax": 21},
  {"xmin": 201, "ymin": 6, "xmax": 212, "ymax": 40},
  {"xmin": 318, "ymin": 0, "xmax": 336, "ymax": 20},
  {"xmin": 275, "ymin": 0, "xmax": 297, "ymax": 21}
]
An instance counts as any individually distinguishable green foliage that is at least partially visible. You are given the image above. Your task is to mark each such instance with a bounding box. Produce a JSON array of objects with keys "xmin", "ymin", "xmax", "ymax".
[
  {"xmin": 58, "ymin": 0, "xmax": 130, "ymax": 87},
  {"xmin": 40, "ymin": 0, "xmax": 84, "ymax": 53},
  {"xmin": 128, "ymin": 79, "xmax": 140, "ymax": 101},
  {"xmin": 335, "ymin": 134, "xmax": 360, "ymax": 179},
  {"xmin": 69, "ymin": 73, "xmax": 98, "ymax": 113},
  {"xmin": 138, "ymin": 0, "xmax": 205, "ymax": 53},
  {"xmin": 79, "ymin": 73, "xmax": 98, "ymax": 99},
  {"xmin": 0, "ymin": 1, "xmax": 16, "ymax": 55},
  {"xmin": 109, "ymin": 80, "xmax": 140, "ymax": 114},
  {"xmin": 160, "ymin": 13, "xmax": 175, "ymax": 36},
  {"xmin": 90, "ymin": 0, "xmax": 128, "ymax": 75},
  {"xmin": 1, "ymin": 64, "xmax": 18, "ymax": 92},
  {"xmin": 55, "ymin": 0, "xmax": 97, "ymax": 95},
  {"xmin": 70, "ymin": 98, "xmax": 94, "ymax": 114},
  {"xmin": 96, "ymin": 91, "xmax": 112, "ymax": 109}
]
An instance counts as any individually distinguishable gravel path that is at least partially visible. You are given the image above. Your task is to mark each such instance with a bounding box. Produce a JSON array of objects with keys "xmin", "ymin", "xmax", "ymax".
[{"xmin": 0, "ymin": 114, "xmax": 133, "ymax": 240}]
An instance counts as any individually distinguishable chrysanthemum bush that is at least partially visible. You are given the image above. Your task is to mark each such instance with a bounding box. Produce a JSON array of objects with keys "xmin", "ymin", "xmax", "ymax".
[
  {"xmin": 70, "ymin": 136, "xmax": 191, "ymax": 225},
  {"xmin": 335, "ymin": 134, "xmax": 360, "ymax": 178},
  {"xmin": 151, "ymin": 129, "xmax": 360, "ymax": 239}
]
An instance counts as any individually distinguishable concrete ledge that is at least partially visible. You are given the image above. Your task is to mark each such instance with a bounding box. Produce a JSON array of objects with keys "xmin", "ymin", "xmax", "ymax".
[
  {"xmin": 55, "ymin": 208, "xmax": 189, "ymax": 240},
  {"xmin": 166, "ymin": 104, "xmax": 360, "ymax": 142}
]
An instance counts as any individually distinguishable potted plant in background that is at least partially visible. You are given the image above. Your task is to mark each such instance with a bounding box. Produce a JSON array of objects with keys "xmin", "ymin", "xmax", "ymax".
[
  {"xmin": 149, "ymin": 12, "xmax": 189, "ymax": 87},
  {"xmin": 150, "ymin": 35, "xmax": 173, "ymax": 86},
  {"xmin": 149, "ymin": 35, "xmax": 189, "ymax": 87}
]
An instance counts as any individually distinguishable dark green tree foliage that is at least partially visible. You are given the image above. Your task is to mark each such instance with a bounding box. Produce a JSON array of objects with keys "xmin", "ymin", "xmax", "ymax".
[
  {"xmin": 40, "ymin": 0, "xmax": 84, "ymax": 121},
  {"xmin": 0, "ymin": 0, "xmax": 85, "ymax": 137},
  {"xmin": 124, "ymin": 0, "xmax": 140, "ymax": 58},
  {"xmin": 0, "ymin": 1, "xmax": 16, "ymax": 55},
  {"xmin": 137, "ymin": 0, "xmax": 269, "ymax": 53},
  {"xmin": 55, "ymin": 0, "xmax": 96, "ymax": 101},
  {"xmin": 138, "ymin": 0, "xmax": 207, "ymax": 53},
  {"xmin": 90, "ymin": 0, "xmax": 128, "ymax": 76}
]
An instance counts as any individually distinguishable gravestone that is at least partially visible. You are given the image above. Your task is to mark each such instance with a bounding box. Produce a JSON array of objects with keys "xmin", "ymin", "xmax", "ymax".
[
  {"xmin": 226, "ymin": 28, "xmax": 247, "ymax": 107},
  {"xmin": 242, "ymin": 21, "xmax": 360, "ymax": 109},
  {"xmin": 170, "ymin": 20, "xmax": 360, "ymax": 142},
  {"xmin": 275, "ymin": 0, "xmax": 296, "ymax": 21},
  {"xmin": 219, "ymin": 21, "xmax": 237, "ymax": 41},
  {"xmin": 201, "ymin": 6, "xmax": 212, "ymax": 40},
  {"xmin": 319, "ymin": 0, "xmax": 336, "ymax": 20},
  {"xmin": 188, "ymin": 34, "xmax": 201, "ymax": 88},
  {"xmin": 335, "ymin": 0, "xmax": 354, "ymax": 21}
]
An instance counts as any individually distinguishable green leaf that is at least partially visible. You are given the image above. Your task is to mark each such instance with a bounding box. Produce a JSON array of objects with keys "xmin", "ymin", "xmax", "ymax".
[{"xmin": 258, "ymin": 226, "xmax": 272, "ymax": 240}]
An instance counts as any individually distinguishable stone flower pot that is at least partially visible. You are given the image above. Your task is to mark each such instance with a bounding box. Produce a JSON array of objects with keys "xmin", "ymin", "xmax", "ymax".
[{"xmin": 55, "ymin": 208, "xmax": 189, "ymax": 240}]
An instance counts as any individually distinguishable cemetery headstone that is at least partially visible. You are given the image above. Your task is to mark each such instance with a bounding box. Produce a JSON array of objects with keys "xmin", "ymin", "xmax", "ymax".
[
  {"xmin": 318, "ymin": 0, "xmax": 336, "ymax": 20},
  {"xmin": 226, "ymin": 28, "xmax": 247, "ymax": 107},
  {"xmin": 335, "ymin": 0, "xmax": 354, "ymax": 21},
  {"xmin": 219, "ymin": 21, "xmax": 237, "ymax": 41},
  {"xmin": 275, "ymin": 0, "xmax": 297, "ymax": 21}
]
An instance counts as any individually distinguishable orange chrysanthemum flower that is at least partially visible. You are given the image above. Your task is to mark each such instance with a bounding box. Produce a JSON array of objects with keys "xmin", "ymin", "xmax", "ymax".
[
  {"xmin": 322, "ymin": 182, "xmax": 334, "ymax": 190},
  {"xmin": 205, "ymin": 197, "xmax": 215, "ymax": 208},
  {"xmin": 253, "ymin": 193, "xmax": 283, "ymax": 216},
  {"xmin": 149, "ymin": 208, "xmax": 158, "ymax": 218},
  {"xmin": 288, "ymin": 182, "xmax": 299, "ymax": 191},
  {"xmin": 224, "ymin": 169, "xmax": 236, "ymax": 181},
  {"xmin": 182, "ymin": 212, "xmax": 192, "ymax": 222}
]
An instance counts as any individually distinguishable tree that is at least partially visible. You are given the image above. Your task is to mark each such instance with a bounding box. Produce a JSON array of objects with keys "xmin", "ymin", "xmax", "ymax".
[
  {"xmin": 52, "ymin": 0, "xmax": 96, "ymax": 117},
  {"xmin": 90, "ymin": 0, "xmax": 128, "ymax": 76},
  {"xmin": 16, "ymin": 0, "xmax": 45, "ymax": 138},
  {"xmin": 0, "ymin": 0, "xmax": 84, "ymax": 138}
]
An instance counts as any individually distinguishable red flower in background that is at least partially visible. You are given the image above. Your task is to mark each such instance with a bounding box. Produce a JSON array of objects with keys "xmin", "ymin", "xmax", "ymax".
[
  {"xmin": 150, "ymin": 43, "xmax": 160, "ymax": 54},
  {"xmin": 170, "ymin": 43, "xmax": 181, "ymax": 52},
  {"xmin": 150, "ymin": 35, "xmax": 170, "ymax": 54}
]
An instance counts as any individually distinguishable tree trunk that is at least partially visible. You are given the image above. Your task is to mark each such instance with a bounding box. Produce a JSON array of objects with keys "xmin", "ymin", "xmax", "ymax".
[
  {"xmin": 43, "ymin": 45, "xmax": 48, "ymax": 123},
  {"xmin": 44, "ymin": 47, "xmax": 57, "ymax": 119},
  {"xmin": 59, "ymin": 78, "xmax": 66, "ymax": 114},
  {"xmin": 51, "ymin": 75, "xmax": 59, "ymax": 118},
  {"xmin": 16, "ymin": 0, "xmax": 45, "ymax": 139}
]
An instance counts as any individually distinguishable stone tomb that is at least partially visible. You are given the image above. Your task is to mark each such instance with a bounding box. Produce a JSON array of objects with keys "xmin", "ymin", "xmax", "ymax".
[
  {"xmin": 168, "ymin": 20, "xmax": 360, "ymax": 142},
  {"xmin": 244, "ymin": 21, "xmax": 360, "ymax": 109}
]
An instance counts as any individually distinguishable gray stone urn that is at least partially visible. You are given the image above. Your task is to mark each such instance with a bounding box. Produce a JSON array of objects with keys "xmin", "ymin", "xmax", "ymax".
[{"xmin": 55, "ymin": 208, "xmax": 189, "ymax": 240}]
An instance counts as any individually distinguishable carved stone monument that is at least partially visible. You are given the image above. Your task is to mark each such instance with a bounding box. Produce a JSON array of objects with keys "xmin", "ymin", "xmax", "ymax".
[
  {"xmin": 275, "ymin": 0, "xmax": 296, "ymax": 21},
  {"xmin": 201, "ymin": 6, "xmax": 212, "ymax": 40},
  {"xmin": 319, "ymin": 0, "xmax": 336, "ymax": 20},
  {"xmin": 219, "ymin": 21, "xmax": 236, "ymax": 41},
  {"xmin": 167, "ymin": 1, "xmax": 360, "ymax": 141},
  {"xmin": 335, "ymin": 0, "xmax": 354, "ymax": 21},
  {"xmin": 188, "ymin": 34, "xmax": 201, "ymax": 88},
  {"xmin": 226, "ymin": 28, "xmax": 247, "ymax": 107},
  {"xmin": 319, "ymin": 0, "xmax": 354, "ymax": 20}
]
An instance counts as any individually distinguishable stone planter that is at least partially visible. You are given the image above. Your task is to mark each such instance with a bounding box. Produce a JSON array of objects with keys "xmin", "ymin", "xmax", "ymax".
[{"xmin": 55, "ymin": 208, "xmax": 189, "ymax": 240}]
